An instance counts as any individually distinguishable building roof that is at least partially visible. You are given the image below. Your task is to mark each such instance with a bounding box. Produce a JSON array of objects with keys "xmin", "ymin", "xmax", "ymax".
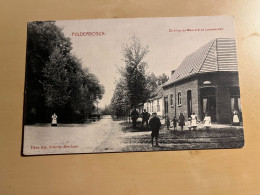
[
  {"xmin": 151, "ymin": 86, "xmax": 163, "ymax": 99},
  {"xmin": 138, "ymin": 86, "xmax": 163, "ymax": 106},
  {"xmin": 164, "ymin": 38, "xmax": 238, "ymax": 87}
]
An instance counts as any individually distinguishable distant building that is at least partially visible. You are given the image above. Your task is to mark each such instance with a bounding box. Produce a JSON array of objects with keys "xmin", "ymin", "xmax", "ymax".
[
  {"xmin": 163, "ymin": 38, "xmax": 242, "ymax": 124},
  {"xmin": 140, "ymin": 86, "xmax": 164, "ymax": 118}
]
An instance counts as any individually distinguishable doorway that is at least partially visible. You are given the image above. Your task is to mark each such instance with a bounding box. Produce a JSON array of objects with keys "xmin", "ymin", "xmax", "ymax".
[
  {"xmin": 201, "ymin": 87, "xmax": 217, "ymax": 122},
  {"xmin": 187, "ymin": 90, "xmax": 192, "ymax": 118},
  {"xmin": 230, "ymin": 87, "xmax": 242, "ymax": 122},
  {"xmin": 164, "ymin": 96, "xmax": 168, "ymax": 116}
]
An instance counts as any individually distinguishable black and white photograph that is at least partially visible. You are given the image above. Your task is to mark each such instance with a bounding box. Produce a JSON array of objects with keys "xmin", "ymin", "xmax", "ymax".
[{"xmin": 22, "ymin": 16, "xmax": 244, "ymax": 155}]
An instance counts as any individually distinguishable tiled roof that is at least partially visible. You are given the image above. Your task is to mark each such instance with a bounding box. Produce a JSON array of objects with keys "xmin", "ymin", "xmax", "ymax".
[
  {"xmin": 151, "ymin": 86, "xmax": 163, "ymax": 99},
  {"xmin": 164, "ymin": 38, "xmax": 238, "ymax": 87}
]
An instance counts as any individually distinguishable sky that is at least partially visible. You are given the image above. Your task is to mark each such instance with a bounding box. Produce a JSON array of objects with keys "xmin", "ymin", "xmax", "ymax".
[{"xmin": 56, "ymin": 16, "xmax": 236, "ymax": 108}]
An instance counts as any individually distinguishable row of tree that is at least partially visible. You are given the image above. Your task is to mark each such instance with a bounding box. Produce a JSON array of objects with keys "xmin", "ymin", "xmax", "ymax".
[
  {"xmin": 110, "ymin": 36, "xmax": 169, "ymax": 118},
  {"xmin": 24, "ymin": 21, "xmax": 104, "ymax": 124}
]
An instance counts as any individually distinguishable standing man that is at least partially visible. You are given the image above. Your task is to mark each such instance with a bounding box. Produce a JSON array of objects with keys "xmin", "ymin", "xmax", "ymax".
[
  {"xmin": 149, "ymin": 112, "xmax": 161, "ymax": 147},
  {"xmin": 130, "ymin": 108, "xmax": 139, "ymax": 128},
  {"xmin": 179, "ymin": 113, "xmax": 185, "ymax": 131},
  {"xmin": 140, "ymin": 109, "xmax": 150, "ymax": 129}
]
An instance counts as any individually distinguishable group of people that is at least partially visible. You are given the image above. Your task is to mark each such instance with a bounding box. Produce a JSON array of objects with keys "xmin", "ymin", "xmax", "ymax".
[
  {"xmin": 130, "ymin": 109, "xmax": 211, "ymax": 147},
  {"xmin": 166, "ymin": 112, "xmax": 212, "ymax": 131},
  {"xmin": 130, "ymin": 108, "xmax": 152, "ymax": 129},
  {"xmin": 129, "ymin": 108, "xmax": 241, "ymax": 147},
  {"xmin": 131, "ymin": 109, "xmax": 161, "ymax": 146}
]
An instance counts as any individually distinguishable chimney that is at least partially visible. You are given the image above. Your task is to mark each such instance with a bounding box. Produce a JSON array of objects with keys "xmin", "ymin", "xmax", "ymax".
[{"xmin": 171, "ymin": 70, "xmax": 175, "ymax": 75}]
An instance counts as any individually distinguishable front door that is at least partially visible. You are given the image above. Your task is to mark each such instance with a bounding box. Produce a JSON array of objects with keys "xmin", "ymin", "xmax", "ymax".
[
  {"xmin": 187, "ymin": 90, "xmax": 192, "ymax": 118},
  {"xmin": 164, "ymin": 96, "xmax": 168, "ymax": 115},
  {"xmin": 201, "ymin": 87, "xmax": 217, "ymax": 122},
  {"xmin": 230, "ymin": 87, "xmax": 242, "ymax": 122}
]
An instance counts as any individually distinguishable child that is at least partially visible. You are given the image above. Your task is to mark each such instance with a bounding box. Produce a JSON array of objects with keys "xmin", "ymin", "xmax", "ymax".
[
  {"xmin": 172, "ymin": 116, "xmax": 178, "ymax": 130},
  {"xmin": 188, "ymin": 117, "xmax": 192, "ymax": 130},
  {"xmin": 203, "ymin": 113, "xmax": 211, "ymax": 130}
]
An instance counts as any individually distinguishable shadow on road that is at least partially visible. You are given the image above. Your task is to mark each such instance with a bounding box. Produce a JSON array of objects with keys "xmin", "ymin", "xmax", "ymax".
[{"xmin": 119, "ymin": 121, "xmax": 151, "ymax": 132}]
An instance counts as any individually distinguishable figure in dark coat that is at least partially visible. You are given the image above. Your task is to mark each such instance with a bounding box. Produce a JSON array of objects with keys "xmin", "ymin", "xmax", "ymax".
[
  {"xmin": 130, "ymin": 108, "xmax": 139, "ymax": 128},
  {"xmin": 140, "ymin": 109, "xmax": 150, "ymax": 129},
  {"xmin": 172, "ymin": 116, "xmax": 178, "ymax": 130},
  {"xmin": 149, "ymin": 112, "xmax": 161, "ymax": 146},
  {"xmin": 179, "ymin": 113, "xmax": 185, "ymax": 131},
  {"xmin": 165, "ymin": 114, "xmax": 170, "ymax": 130}
]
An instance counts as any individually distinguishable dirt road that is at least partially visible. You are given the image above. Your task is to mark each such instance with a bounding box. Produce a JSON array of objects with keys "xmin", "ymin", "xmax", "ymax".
[{"xmin": 23, "ymin": 115, "xmax": 127, "ymax": 155}]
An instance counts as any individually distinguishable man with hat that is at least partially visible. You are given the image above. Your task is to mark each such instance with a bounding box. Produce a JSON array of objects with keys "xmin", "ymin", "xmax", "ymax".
[
  {"xmin": 149, "ymin": 112, "xmax": 161, "ymax": 147},
  {"xmin": 140, "ymin": 109, "xmax": 150, "ymax": 129}
]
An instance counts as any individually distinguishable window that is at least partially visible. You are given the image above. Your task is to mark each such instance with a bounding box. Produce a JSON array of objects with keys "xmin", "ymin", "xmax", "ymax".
[
  {"xmin": 178, "ymin": 92, "xmax": 182, "ymax": 106},
  {"xmin": 151, "ymin": 100, "xmax": 154, "ymax": 112},
  {"xmin": 170, "ymin": 94, "xmax": 174, "ymax": 107},
  {"xmin": 157, "ymin": 99, "xmax": 160, "ymax": 112}
]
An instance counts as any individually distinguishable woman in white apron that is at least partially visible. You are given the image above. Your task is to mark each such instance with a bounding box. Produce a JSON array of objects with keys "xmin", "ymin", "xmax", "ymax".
[
  {"xmin": 203, "ymin": 113, "xmax": 211, "ymax": 130},
  {"xmin": 232, "ymin": 110, "xmax": 240, "ymax": 126},
  {"xmin": 190, "ymin": 112, "xmax": 198, "ymax": 130},
  {"xmin": 188, "ymin": 118, "xmax": 192, "ymax": 130},
  {"xmin": 51, "ymin": 113, "xmax": 58, "ymax": 126}
]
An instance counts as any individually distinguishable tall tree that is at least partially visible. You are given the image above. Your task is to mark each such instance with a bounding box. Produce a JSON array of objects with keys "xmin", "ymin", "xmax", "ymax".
[
  {"xmin": 111, "ymin": 78, "xmax": 129, "ymax": 117},
  {"xmin": 121, "ymin": 36, "xmax": 149, "ymax": 108},
  {"xmin": 42, "ymin": 47, "xmax": 71, "ymax": 109},
  {"xmin": 25, "ymin": 21, "xmax": 104, "ymax": 123},
  {"xmin": 25, "ymin": 21, "xmax": 72, "ymax": 123}
]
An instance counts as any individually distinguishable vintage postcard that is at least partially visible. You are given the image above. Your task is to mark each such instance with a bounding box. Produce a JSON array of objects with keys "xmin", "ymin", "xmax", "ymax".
[{"xmin": 22, "ymin": 16, "xmax": 244, "ymax": 155}]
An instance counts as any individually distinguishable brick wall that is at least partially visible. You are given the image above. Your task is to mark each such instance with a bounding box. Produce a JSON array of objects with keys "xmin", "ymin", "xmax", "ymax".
[
  {"xmin": 198, "ymin": 72, "xmax": 240, "ymax": 123},
  {"xmin": 163, "ymin": 77, "xmax": 199, "ymax": 121},
  {"xmin": 164, "ymin": 72, "xmax": 240, "ymax": 124}
]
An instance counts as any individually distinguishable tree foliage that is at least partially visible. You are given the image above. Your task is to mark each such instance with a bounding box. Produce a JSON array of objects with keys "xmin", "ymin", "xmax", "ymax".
[
  {"xmin": 121, "ymin": 36, "xmax": 149, "ymax": 108},
  {"xmin": 100, "ymin": 105, "xmax": 113, "ymax": 115},
  {"xmin": 42, "ymin": 47, "xmax": 71, "ymax": 108},
  {"xmin": 110, "ymin": 78, "xmax": 129, "ymax": 117},
  {"xmin": 146, "ymin": 72, "xmax": 158, "ymax": 95},
  {"xmin": 157, "ymin": 73, "xmax": 169, "ymax": 85},
  {"xmin": 25, "ymin": 21, "xmax": 104, "ymax": 124},
  {"xmin": 110, "ymin": 36, "xmax": 170, "ymax": 116}
]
